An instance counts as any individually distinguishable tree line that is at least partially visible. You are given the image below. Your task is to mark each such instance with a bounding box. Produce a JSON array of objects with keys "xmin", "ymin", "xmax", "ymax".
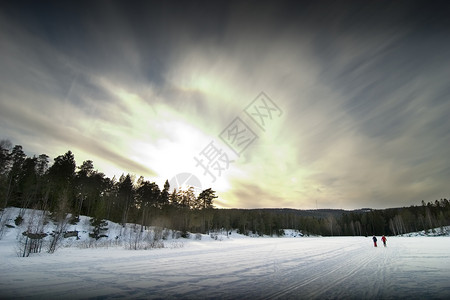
[
  {"xmin": 1, "ymin": 139, "xmax": 449, "ymax": 237},
  {"xmin": 0, "ymin": 140, "xmax": 216, "ymax": 235},
  {"xmin": 338, "ymin": 200, "xmax": 450, "ymax": 236},
  {"xmin": 207, "ymin": 201, "xmax": 450, "ymax": 237}
]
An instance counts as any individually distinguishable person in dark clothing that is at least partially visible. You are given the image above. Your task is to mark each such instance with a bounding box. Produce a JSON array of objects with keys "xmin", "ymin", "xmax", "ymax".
[
  {"xmin": 372, "ymin": 236, "xmax": 377, "ymax": 247},
  {"xmin": 381, "ymin": 235, "xmax": 387, "ymax": 247}
]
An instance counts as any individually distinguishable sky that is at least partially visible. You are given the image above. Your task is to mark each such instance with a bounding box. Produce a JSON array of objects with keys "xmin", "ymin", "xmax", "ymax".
[{"xmin": 0, "ymin": 0, "xmax": 449, "ymax": 210}]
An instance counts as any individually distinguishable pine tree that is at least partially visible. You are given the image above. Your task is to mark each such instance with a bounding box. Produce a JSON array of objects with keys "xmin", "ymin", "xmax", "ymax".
[
  {"xmin": 118, "ymin": 174, "xmax": 134, "ymax": 225},
  {"xmin": 197, "ymin": 188, "xmax": 217, "ymax": 210},
  {"xmin": 159, "ymin": 180, "xmax": 170, "ymax": 208},
  {"xmin": 47, "ymin": 151, "xmax": 76, "ymax": 211}
]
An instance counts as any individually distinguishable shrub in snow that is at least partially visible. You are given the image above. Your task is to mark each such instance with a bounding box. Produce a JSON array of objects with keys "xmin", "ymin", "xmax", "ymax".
[
  {"xmin": 195, "ymin": 233, "xmax": 202, "ymax": 240},
  {"xmin": 150, "ymin": 240, "xmax": 164, "ymax": 249},
  {"xmin": 209, "ymin": 232, "xmax": 225, "ymax": 241},
  {"xmin": 89, "ymin": 218, "xmax": 108, "ymax": 240},
  {"xmin": 125, "ymin": 226, "xmax": 144, "ymax": 250},
  {"xmin": 78, "ymin": 239, "xmax": 120, "ymax": 249},
  {"xmin": 172, "ymin": 231, "xmax": 182, "ymax": 239},
  {"xmin": 17, "ymin": 231, "xmax": 47, "ymax": 257},
  {"xmin": 124, "ymin": 225, "xmax": 167, "ymax": 250},
  {"xmin": 14, "ymin": 215, "xmax": 23, "ymax": 226},
  {"xmin": 16, "ymin": 209, "xmax": 47, "ymax": 257},
  {"xmin": 162, "ymin": 228, "xmax": 170, "ymax": 240}
]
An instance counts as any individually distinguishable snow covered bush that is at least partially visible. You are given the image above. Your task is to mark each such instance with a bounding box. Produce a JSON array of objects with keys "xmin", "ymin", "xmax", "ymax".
[
  {"xmin": 172, "ymin": 231, "xmax": 182, "ymax": 239},
  {"xmin": 162, "ymin": 228, "xmax": 170, "ymax": 240}
]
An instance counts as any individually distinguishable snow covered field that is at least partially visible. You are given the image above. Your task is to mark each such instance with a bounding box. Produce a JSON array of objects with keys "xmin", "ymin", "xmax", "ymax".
[{"xmin": 1, "ymin": 212, "xmax": 450, "ymax": 299}]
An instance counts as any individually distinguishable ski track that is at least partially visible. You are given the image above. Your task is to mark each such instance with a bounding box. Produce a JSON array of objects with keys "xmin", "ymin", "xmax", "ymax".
[{"xmin": 1, "ymin": 237, "xmax": 450, "ymax": 299}]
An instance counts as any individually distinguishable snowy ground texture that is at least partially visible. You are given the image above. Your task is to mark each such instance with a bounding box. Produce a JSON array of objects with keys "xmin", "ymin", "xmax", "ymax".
[{"xmin": 1, "ymin": 209, "xmax": 450, "ymax": 299}]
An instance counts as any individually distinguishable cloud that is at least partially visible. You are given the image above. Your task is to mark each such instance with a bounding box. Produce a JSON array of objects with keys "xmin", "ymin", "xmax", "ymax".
[
  {"xmin": 1, "ymin": 1, "xmax": 449, "ymax": 209},
  {"xmin": 0, "ymin": 11, "xmax": 158, "ymax": 176}
]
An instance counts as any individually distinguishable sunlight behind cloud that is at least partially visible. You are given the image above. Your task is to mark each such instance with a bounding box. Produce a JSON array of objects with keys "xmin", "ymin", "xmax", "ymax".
[{"xmin": 1, "ymin": 1, "xmax": 449, "ymax": 210}]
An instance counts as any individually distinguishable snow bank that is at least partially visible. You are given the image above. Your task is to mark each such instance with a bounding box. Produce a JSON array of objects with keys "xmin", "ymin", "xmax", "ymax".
[{"xmin": 398, "ymin": 225, "xmax": 450, "ymax": 237}]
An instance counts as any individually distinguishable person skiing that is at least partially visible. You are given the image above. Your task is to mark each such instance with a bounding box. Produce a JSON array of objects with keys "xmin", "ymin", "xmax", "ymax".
[
  {"xmin": 372, "ymin": 236, "xmax": 377, "ymax": 247},
  {"xmin": 381, "ymin": 235, "xmax": 387, "ymax": 247}
]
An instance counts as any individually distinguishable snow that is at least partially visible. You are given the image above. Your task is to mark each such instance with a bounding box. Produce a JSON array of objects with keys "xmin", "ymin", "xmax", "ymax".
[
  {"xmin": 398, "ymin": 226, "xmax": 450, "ymax": 237},
  {"xmin": 1, "ymin": 208, "xmax": 450, "ymax": 299}
]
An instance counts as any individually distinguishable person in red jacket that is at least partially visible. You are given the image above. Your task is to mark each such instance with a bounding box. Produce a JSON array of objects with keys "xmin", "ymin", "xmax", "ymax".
[
  {"xmin": 372, "ymin": 236, "xmax": 377, "ymax": 247},
  {"xmin": 381, "ymin": 235, "xmax": 387, "ymax": 247}
]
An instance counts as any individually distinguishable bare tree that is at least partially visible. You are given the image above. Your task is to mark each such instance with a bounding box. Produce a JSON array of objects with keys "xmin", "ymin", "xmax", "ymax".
[
  {"xmin": 48, "ymin": 191, "xmax": 71, "ymax": 253},
  {"xmin": 17, "ymin": 206, "xmax": 48, "ymax": 257}
]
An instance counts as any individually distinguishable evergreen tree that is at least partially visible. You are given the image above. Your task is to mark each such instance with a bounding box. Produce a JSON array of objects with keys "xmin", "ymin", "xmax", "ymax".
[
  {"xmin": 0, "ymin": 140, "xmax": 12, "ymax": 177},
  {"xmin": 159, "ymin": 180, "xmax": 170, "ymax": 208},
  {"xmin": 47, "ymin": 151, "xmax": 76, "ymax": 211},
  {"xmin": 197, "ymin": 188, "xmax": 217, "ymax": 210},
  {"xmin": 35, "ymin": 154, "xmax": 49, "ymax": 177},
  {"xmin": 75, "ymin": 160, "xmax": 95, "ymax": 216},
  {"xmin": 118, "ymin": 174, "xmax": 134, "ymax": 225},
  {"xmin": 7, "ymin": 145, "xmax": 26, "ymax": 207},
  {"xmin": 135, "ymin": 177, "xmax": 160, "ymax": 229},
  {"xmin": 17, "ymin": 157, "xmax": 38, "ymax": 210},
  {"xmin": 0, "ymin": 140, "xmax": 12, "ymax": 208}
]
